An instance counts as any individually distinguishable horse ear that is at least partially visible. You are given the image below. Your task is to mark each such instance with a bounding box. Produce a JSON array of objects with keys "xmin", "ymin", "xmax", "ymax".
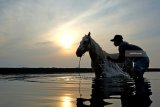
[{"xmin": 88, "ymin": 32, "xmax": 91, "ymax": 37}]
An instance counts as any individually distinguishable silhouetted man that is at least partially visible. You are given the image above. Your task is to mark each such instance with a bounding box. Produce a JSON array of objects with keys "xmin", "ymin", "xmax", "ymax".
[{"xmin": 107, "ymin": 35, "xmax": 149, "ymax": 79}]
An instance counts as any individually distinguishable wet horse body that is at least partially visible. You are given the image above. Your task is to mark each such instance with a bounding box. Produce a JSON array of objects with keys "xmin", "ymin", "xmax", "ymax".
[
  {"xmin": 88, "ymin": 38, "xmax": 107, "ymax": 77},
  {"xmin": 76, "ymin": 32, "xmax": 126, "ymax": 78}
]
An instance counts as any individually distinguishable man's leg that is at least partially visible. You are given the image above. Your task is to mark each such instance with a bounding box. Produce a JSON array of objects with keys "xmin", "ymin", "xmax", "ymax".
[
  {"xmin": 133, "ymin": 57, "xmax": 149, "ymax": 79},
  {"xmin": 135, "ymin": 70, "xmax": 144, "ymax": 79}
]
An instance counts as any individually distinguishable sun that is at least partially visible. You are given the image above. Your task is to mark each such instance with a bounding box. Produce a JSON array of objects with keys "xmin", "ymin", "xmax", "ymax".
[{"xmin": 59, "ymin": 34, "xmax": 74, "ymax": 49}]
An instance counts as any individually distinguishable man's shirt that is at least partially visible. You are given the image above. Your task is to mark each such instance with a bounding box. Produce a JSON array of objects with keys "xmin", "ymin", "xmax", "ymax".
[{"xmin": 118, "ymin": 41, "xmax": 147, "ymax": 62}]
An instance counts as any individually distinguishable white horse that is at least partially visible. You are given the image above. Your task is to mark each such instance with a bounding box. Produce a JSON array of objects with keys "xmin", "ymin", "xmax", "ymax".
[{"xmin": 76, "ymin": 32, "xmax": 131, "ymax": 78}]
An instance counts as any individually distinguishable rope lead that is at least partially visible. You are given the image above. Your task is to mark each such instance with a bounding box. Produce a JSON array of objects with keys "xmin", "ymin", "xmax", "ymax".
[
  {"xmin": 78, "ymin": 57, "xmax": 81, "ymax": 68},
  {"xmin": 78, "ymin": 57, "xmax": 82, "ymax": 98}
]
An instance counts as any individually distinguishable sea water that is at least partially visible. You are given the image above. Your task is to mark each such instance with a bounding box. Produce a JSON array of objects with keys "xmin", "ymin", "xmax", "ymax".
[{"xmin": 0, "ymin": 72, "xmax": 159, "ymax": 107}]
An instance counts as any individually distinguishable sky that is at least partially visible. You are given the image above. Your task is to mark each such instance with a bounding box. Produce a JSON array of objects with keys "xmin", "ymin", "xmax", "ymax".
[{"xmin": 0, "ymin": 0, "xmax": 160, "ymax": 68}]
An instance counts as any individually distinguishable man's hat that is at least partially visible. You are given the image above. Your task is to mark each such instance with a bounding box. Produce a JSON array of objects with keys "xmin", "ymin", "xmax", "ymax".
[{"xmin": 110, "ymin": 35, "xmax": 123, "ymax": 42}]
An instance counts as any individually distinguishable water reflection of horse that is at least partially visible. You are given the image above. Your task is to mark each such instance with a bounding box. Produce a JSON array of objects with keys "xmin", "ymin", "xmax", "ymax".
[
  {"xmin": 76, "ymin": 32, "xmax": 132, "ymax": 78},
  {"xmin": 77, "ymin": 78, "xmax": 152, "ymax": 107},
  {"xmin": 77, "ymin": 77, "xmax": 133, "ymax": 107}
]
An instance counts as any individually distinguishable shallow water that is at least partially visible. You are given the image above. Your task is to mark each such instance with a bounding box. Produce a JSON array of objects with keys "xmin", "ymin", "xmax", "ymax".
[{"xmin": 0, "ymin": 72, "xmax": 159, "ymax": 107}]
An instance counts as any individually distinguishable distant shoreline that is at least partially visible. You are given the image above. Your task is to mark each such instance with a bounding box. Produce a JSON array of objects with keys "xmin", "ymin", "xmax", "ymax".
[
  {"xmin": 0, "ymin": 68, "xmax": 159, "ymax": 74},
  {"xmin": 0, "ymin": 68, "xmax": 93, "ymax": 74}
]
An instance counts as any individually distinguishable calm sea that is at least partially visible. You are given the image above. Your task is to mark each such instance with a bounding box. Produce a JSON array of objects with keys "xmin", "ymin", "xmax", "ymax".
[{"xmin": 0, "ymin": 72, "xmax": 159, "ymax": 107}]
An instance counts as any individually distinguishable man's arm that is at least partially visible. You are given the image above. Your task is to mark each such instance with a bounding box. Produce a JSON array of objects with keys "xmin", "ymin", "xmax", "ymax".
[{"xmin": 107, "ymin": 52, "xmax": 125, "ymax": 63}]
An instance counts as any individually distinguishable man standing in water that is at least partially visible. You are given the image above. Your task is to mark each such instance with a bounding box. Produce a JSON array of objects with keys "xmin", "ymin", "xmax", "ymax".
[{"xmin": 107, "ymin": 35, "xmax": 149, "ymax": 79}]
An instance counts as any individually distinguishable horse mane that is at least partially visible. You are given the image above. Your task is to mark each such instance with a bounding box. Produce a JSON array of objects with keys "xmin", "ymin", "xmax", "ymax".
[
  {"xmin": 90, "ymin": 37, "xmax": 115, "ymax": 59},
  {"xmin": 89, "ymin": 37, "xmax": 107, "ymax": 68}
]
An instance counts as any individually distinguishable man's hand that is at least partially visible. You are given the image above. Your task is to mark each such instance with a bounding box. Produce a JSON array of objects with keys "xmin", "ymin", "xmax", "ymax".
[{"xmin": 107, "ymin": 56, "xmax": 112, "ymax": 61}]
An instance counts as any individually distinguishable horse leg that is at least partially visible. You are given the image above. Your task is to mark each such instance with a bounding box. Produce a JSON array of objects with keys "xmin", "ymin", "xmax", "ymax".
[{"xmin": 94, "ymin": 67, "xmax": 103, "ymax": 78}]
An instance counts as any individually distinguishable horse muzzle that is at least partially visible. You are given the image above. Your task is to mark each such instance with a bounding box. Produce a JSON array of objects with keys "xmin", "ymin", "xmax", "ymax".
[{"xmin": 76, "ymin": 49, "xmax": 83, "ymax": 57}]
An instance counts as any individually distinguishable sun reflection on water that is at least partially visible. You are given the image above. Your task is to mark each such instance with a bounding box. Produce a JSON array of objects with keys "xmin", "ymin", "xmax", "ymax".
[{"xmin": 61, "ymin": 96, "xmax": 73, "ymax": 107}]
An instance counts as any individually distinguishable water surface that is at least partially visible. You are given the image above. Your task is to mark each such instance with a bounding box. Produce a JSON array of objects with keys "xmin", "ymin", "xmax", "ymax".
[{"xmin": 0, "ymin": 72, "xmax": 159, "ymax": 107}]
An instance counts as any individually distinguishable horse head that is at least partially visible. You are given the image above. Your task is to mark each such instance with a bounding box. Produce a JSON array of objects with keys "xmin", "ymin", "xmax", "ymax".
[{"xmin": 76, "ymin": 32, "xmax": 91, "ymax": 57}]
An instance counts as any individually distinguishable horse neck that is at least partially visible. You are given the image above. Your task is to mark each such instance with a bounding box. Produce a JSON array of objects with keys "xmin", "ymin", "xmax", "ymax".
[{"xmin": 89, "ymin": 39, "xmax": 106, "ymax": 62}]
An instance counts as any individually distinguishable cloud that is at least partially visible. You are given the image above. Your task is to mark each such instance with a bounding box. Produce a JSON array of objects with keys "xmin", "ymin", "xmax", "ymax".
[
  {"xmin": 35, "ymin": 41, "xmax": 53, "ymax": 46},
  {"xmin": 0, "ymin": 0, "xmax": 160, "ymax": 67}
]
